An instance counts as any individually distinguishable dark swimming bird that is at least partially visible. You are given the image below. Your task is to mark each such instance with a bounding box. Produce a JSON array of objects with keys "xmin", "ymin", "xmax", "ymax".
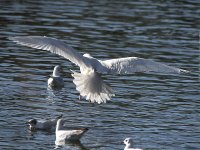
[{"xmin": 27, "ymin": 114, "xmax": 63, "ymax": 131}]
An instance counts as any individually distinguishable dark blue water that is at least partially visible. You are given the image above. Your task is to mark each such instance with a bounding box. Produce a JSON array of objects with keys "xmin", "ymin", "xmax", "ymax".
[{"xmin": 0, "ymin": 0, "xmax": 199, "ymax": 149}]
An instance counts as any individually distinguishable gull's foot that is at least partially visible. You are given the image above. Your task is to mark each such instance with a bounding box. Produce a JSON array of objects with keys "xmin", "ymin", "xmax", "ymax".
[{"xmin": 79, "ymin": 95, "xmax": 82, "ymax": 101}]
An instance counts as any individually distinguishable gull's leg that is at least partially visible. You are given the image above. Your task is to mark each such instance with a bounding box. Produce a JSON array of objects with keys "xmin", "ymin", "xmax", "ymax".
[
  {"xmin": 79, "ymin": 95, "xmax": 91, "ymax": 103},
  {"xmin": 79, "ymin": 95, "xmax": 82, "ymax": 100}
]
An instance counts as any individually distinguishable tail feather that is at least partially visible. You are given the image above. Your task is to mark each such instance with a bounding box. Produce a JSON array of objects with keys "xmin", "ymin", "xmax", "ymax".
[{"xmin": 71, "ymin": 70, "xmax": 114, "ymax": 104}]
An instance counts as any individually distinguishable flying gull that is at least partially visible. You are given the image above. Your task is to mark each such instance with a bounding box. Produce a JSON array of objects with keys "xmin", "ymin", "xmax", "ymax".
[{"xmin": 9, "ymin": 36, "xmax": 188, "ymax": 104}]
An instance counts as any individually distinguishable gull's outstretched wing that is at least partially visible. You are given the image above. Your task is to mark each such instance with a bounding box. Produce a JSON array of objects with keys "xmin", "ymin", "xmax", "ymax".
[
  {"xmin": 9, "ymin": 36, "xmax": 90, "ymax": 69},
  {"xmin": 99, "ymin": 57, "xmax": 188, "ymax": 74}
]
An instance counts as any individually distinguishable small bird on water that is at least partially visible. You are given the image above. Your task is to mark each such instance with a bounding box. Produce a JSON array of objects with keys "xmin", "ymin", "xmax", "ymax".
[
  {"xmin": 48, "ymin": 65, "xmax": 64, "ymax": 89},
  {"xmin": 9, "ymin": 36, "xmax": 188, "ymax": 104},
  {"xmin": 27, "ymin": 114, "xmax": 63, "ymax": 131},
  {"xmin": 55, "ymin": 119, "xmax": 88, "ymax": 142},
  {"xmin": 123, "ymin": 138, "xmax": 143, "ymax": 150}
]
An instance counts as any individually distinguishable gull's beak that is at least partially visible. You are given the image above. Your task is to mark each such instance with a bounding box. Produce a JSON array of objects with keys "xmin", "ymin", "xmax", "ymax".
[
  {"xmin": 56, "ymin": 114, "xmax": 63, "ymax": 119},
  {"xmin": 60, "ymin": 67, "xmax": 64, "ymax": 74}
]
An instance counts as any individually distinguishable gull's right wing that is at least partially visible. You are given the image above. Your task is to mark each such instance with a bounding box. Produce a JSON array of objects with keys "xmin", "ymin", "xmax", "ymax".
[{"xmin": 9, "ymin": 36, "xmax": 91, "ymax": 69}]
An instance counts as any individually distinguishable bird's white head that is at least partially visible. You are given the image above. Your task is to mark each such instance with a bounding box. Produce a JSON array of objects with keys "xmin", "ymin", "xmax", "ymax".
[
  {"xmin": 83, "ymin": 53, "xmax": 93, "ymax": 58},
  {"xmin": 56, "ymin": 119, "xmax": 65, "ymax": 130},
  {"xmin": 53, "ymin": 65, "xmax": 62, "ymax": 77},
  {"xmin": 124, "ymin": 138, "xmax": 134, "ymax": 148}
]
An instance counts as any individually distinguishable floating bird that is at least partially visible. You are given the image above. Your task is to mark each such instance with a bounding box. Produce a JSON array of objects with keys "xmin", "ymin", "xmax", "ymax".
[
  {"xmin": 55, "ymin": 119, "xmax": 88, "ymax": 142},
  {"xmin": 27, "ymin": 114, "xmax": 63, "ymax": 131},
  {"xmin": 48, "ymin": 65, "xmax": 64, "ymax": 89},
  {"xmin": 9, "ymin": 36, "xmax": 188, "ymax": 104},
  {"xmin": 123, "ymin": 138, "xmax": 143, "ymax": 150}
]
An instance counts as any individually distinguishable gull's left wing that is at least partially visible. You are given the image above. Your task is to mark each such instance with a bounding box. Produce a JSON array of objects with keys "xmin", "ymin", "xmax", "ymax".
[{"xmin": 99, "ymin": 57, "xmax": 188, "ymax": 74}]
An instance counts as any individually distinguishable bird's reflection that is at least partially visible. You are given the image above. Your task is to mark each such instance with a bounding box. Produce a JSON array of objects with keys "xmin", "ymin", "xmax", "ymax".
[
  {"xmin": 55, "ymin": 140, "xmax": 89, "ymax": 150},
  {"xmin": 46, "ymin": 87, "xmax": 63, "ymax": 103}
]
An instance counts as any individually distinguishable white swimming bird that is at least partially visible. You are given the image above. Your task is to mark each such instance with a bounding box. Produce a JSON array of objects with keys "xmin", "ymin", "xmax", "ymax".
[
  {"xmin": 27, "ymin": 114, "xmax": 63, "ymax": 131},
  {"xmin": 9, "ymin": 36, "xmax": 188, "ymax": 104},
  {"xmin": 55, "ymin": 119, "xmax": 88, "ymax": 142},
  {"xmin": 48, "ymin": 65, "xmax": 64, "ymax": 89},
  {"xmin": 123, "ymin": 138, "xmax": 143, "ymax": 150}
]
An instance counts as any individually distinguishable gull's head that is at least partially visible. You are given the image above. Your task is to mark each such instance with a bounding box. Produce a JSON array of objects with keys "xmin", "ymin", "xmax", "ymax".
[
  {"xmin": 27, "ymin": 119, "xmax": 37, "ymax": 131},
  {"xmin": 56, "ymin": 119, "xmax": 65, "ymax": 128},
  {"xmin": 124, "ymin": 138, "xmax": 133, "ymax": 145},
  {"xmin": 83, "ymin": 53, "xmax": 93, "ymax": 58},
  {"xmin": 53, "ymin": 65, "xmax": 62, "ymax": 77},
  {"xmin": 56, "ymin": 114, "xmax": 63, "ymax": 120}
]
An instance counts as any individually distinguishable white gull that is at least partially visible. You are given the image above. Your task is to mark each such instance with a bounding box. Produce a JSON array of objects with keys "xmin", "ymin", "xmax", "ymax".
[
  {"xmin": 9, "ymin": 36, "xmax": 188, "ymax": 104},
  {"xmin": 55, "ymin": 119, "xmax": 88, "ymax": 142},
  {"xmin": 48, "ymin": 65, "xmax": 64, "ymax": 89},
  {"xmin": 123, "ymin": 138, "xmax": 143, "ymax": 150}
]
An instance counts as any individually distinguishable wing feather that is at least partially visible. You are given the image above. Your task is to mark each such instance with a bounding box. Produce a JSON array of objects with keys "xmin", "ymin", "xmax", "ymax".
[
  {"xmin": 8, "ymin": 36, "xmax": 90, "ymax": 69},
  {"xmin": 100, "ymin": 57, "xmax": 188, "ymax": 74}
]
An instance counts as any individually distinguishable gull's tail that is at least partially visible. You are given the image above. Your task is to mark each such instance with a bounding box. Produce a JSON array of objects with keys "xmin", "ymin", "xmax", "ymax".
[{"xmin": 71, "ymin": 70, "xmax": 115, "ymax": 104}]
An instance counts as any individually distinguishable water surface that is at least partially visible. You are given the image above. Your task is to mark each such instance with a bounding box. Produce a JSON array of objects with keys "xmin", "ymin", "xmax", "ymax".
[{"xmin": 0, "ymin": 0, "xmax": 199, "ymax": 150}]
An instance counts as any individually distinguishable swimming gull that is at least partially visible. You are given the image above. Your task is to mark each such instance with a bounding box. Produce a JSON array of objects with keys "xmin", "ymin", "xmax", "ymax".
[
  {"xmin": 27, "ymin": 114, "xmax": 63, "ymax": 131},
  {"xmin": 9, "ymin": 36, "xmax": 188, "ymax": 104},
  {"xmin": 123, "ymin": 138, "xmax": 143, "ymax": 150},
  {"xmin": 48, "ymin": 65, "xmax": 64, "ymax": 89},
  {"xmin": 55, "ymin": 119, "xmax": 88, "ymax": 142}
]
